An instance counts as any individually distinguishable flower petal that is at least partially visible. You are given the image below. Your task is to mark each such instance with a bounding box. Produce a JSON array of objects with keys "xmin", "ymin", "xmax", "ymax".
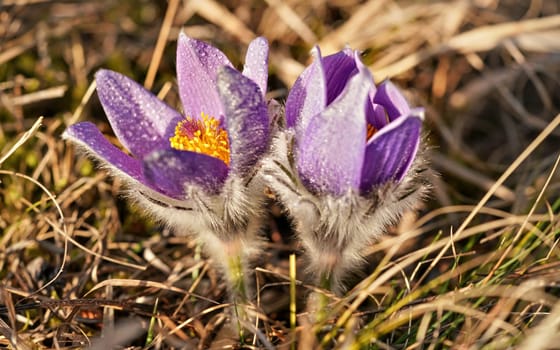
[
  {"xmin": 95, "ymin": 69, "xmax": 182, "ymax": 158},
  {"xmin": 217, "ymin": 66, "xmax": 269, "ymax": 176},
  {"xmin": 63, "ymin": 122, "xmax": 145, "ymax": 185},
  {"xmin": 360, "ymin": 112, "xmax": 423, "ymax": 192},
  {"xmin": 296, "ymin": 69, "xmax": 373, "ymax": 195},
  {"xmin": 285, "ymin": 46, "xmax": 326, "ymax": 131},
  {"xmin": 354, "ymin": 54, "xmax": 389, "ymax": 130},
  {"xmin": 366, "ymin": 94, "xmax": 389, "ymax": 129},
  {"xmin": 176, "ymin": 32, "xmax": 233, "ymax": 120},
  {"xmin": 142, "ymin": 149, "xmax": 229, "ymax": 197},
  {"xmin": 373, "ymin": 80, "xmax": 411, "ymax": 121},
  {"xmin": 242, "ymin": 37, "xmax": 269, "ymax": 96},
  {"xmin": 322, "ymin": 48, "xmax": 358, "ymax": 105}
]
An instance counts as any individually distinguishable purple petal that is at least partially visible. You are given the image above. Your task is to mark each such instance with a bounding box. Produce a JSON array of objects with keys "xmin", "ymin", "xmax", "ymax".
[
  {"xmin": 242, "ymin": 37, "xmax": 269, "ymax": 96},
  {"xmin": 63, "ymin": 122, "xmax": 145, "ymax": 186},
  {"xmin": 285, "ymin": 46, "xmax": 326, "ymax": 131},
  {"xmin": 356, "ymin": 54, "xmax": 390, "ymax": 131},
  {"xmin": 296, "ymin": 69, "xmax": 373, "ymax": 195},
  {"xmin": 373, "ymin": 80, "xmax": 411, "ymax": 121},
  {"xmin": 366, "ymin": 97, "xmax": 389, "ymax": 130},
  {"xmin": 360, "ymin": 113, "xmax": 423, "ymax": 192},
  {"xmin": 176, "ymin": 32, "xmax": 233, "ymax": 120},
  {"xmin": 217, "ymin": 66, "xmax": 269, "ymax": 176},
  {"xmin": 143, "ymin": 149, "xmax": 229, "ymax": 197},
  {"xmin": 322, "ymin": 48, "xmax": 358, "ymax": 105},
  {"xmin": 95, "ymin": 70, "xmax": 182, "ymax": 158}
]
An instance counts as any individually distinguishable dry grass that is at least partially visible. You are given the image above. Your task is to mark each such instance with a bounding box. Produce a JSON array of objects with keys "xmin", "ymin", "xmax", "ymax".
[{"xmin": 1, "ymin": 0, "xmax": 560, "ymax": 348}]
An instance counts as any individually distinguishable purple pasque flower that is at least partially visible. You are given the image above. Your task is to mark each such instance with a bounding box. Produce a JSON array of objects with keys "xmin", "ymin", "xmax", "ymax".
[
  {"xmin": 285, "ymin": 46, "xmax": 423, "ymax": 196},
  {"xmin": 64, "ymin": 34, "xmax": 273, "ymax": 329},
  {"xmin": 263, "ymin": 47, "xmax": 428, "ymax": 293},
  {"xmin": 64, "ymin": 32, "xmax": 271, "ymax": 256}
]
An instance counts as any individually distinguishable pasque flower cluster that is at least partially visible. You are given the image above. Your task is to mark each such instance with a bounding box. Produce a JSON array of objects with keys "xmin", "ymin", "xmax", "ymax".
[{"xmin": 64, "ymin": 33, "xmax": 428, "ymax": 328}]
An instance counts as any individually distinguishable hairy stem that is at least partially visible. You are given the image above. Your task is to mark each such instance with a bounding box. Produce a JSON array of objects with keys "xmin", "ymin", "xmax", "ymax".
[
  {"xmin": 315, "ymin": 270, "xmax": 334, "ymax": 324},
  {"xmin": 227, "ymin": 253, "xmax": 248, "ymax": 301},
  {"xmin": 220, "ymin": 239, "xmax": 251, "ymax": 340}
]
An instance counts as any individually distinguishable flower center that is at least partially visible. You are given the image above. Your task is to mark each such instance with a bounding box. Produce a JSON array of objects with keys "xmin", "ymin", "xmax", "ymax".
[
  {"xmin": 169, "ymin": 113, "xmax": 230, "ymax": 165},
  {"xmin": 367, "ymin": 124, "xmax": 377, "ymax": 140}
]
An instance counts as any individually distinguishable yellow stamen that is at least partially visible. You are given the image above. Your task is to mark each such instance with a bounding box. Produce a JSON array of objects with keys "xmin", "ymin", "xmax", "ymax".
[
  {"xmin": 367, "ymin": 124, "xmax": 377, "ymax": 140},
  {"xmin": 169, "ymin": 112, "xmax": 230, "ymax": 165}
]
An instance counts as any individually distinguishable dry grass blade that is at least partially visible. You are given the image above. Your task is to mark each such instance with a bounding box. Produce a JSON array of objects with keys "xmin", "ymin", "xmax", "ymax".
[
  {"xmin": 519, "ymin": 300, "xmax": 560, "ymax": 350},
  {"xmin": 0, "ymin": 117, "xmax": 42, "ymax": 166},
  {"xmin": 66, "ymin": 80, "xmax": 96, "ymax": 125},
  {"xmin": 415, "ymin": 113, "xmax": 560, "ymax": 288},
  {"xmin": 375, "ymin": 14, "xmax": 560, "ymax": 78},
  {"xmin": 85, "ymin": 278, "xmax": 217, "ymax": 304},
  {"xmin": 483, "ymin": 153, "xmax": 560, "ymax": 284},
  {"xmin": 431, "ymin": 152, "xmax": 515, "ymax": 201},
  {"xmin": 144, "ymin": 0, "xmax": 180, "ymax": 90},
  {"xmin": 8, "ymin": 86, "xmax": 67, "ymax": 106},
  {"xmin": 190, "ymin": 0, "xmax": 255, "ymax": 43},
  {"xmin": 0, "ymin": 169, "xmax": 70, "ymax": 293},
  {"xmin": 264, "ymin": 0, "xmax": 317, "ymax": 44},
  {"xmin": 0, "ymin": 317, "xmax": 33, "ymax": 350},
  {"xmin": 317, "ymin": 0, "xmax": 390, "ymax": 53}
]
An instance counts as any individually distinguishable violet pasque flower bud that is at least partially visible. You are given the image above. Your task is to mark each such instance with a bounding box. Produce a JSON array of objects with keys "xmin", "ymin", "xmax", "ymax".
[{"xmin": 263, "ymin": 47, "xmax": 429, "ymax": 294}]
